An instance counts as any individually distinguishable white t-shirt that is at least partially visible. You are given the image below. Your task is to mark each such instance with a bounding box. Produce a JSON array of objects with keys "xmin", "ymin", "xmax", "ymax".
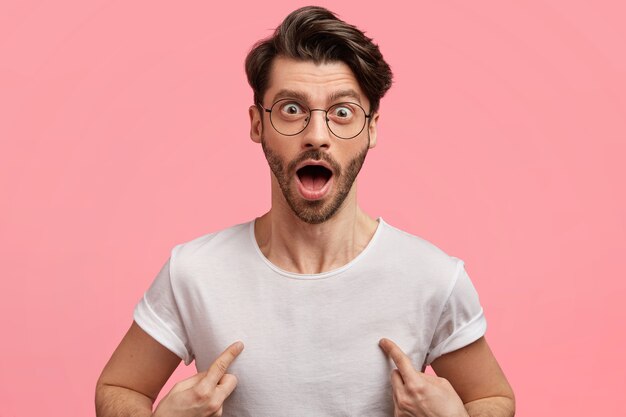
[{"xmin": 134, "ymin": 218, "xmax": 486, "ymax": 416}]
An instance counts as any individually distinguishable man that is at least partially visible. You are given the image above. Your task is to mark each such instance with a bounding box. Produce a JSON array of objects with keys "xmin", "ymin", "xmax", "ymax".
[{"xmin": 96, "ymin": 6, "xmax": 515, "ymax": 417}]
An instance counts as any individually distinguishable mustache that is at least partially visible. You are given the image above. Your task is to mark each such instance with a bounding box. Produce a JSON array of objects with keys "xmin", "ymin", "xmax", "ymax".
[{"xmin": 287, "ymin": 149, "xmax": 342, "ymax": 176}]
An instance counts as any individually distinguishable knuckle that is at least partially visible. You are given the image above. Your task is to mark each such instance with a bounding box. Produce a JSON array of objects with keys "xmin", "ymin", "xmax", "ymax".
[
  {"xmin": 404, "ymin": 380, "xmax": 421, "ymax": 395},
  {"xmin": 206, "ymin": 398, "xmax": 222, "ymax": 414},
  {"xmin": 191, "ymin": 385, "xmax": 209, "ymax": 402},
  {"xmin": 226, "ymin": 373, "xmax": 239, "ymax": 386},
  {"xmin": 214, "ymin": 359, "xmax": 229, "ymax": 374},
  {"xmin": 396, "ymin": 395, "xmax": 413, "ymax": 411}
]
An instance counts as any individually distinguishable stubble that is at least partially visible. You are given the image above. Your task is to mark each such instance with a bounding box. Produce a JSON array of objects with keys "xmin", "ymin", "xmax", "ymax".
[{"xmin": 261, "ymin": 140, "xmax": 369, "ymax": 224}]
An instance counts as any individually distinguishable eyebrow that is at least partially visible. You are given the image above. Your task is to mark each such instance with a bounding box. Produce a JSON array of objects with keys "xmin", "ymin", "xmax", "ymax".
[
  {"xmin": 328, "ymin": 89, "xmax": 362, "ymax": 104},
  {"xmin": 270, "ymin": 89, "xmax": 363, "ymax": 106},
  {"xmin": 272, "ymin": 89, "xmax": 311, "ymax": 104}
]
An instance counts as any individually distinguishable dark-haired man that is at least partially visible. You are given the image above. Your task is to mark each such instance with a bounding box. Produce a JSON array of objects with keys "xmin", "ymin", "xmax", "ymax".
[{"xmin": 96, "ymin": 6, "xmax": 515, "ymax": 417}]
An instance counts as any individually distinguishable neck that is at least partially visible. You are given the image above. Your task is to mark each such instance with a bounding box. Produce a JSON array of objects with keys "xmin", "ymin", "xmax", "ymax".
[{"xmin": 254, "ymin": 185, "xmax": 379, "ymax": 274}]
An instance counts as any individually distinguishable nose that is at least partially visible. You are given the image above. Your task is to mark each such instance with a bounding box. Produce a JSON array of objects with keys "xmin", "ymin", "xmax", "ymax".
[{"xmin": 302, "ymin": 109, "xmax": 331, "ymax": 149}]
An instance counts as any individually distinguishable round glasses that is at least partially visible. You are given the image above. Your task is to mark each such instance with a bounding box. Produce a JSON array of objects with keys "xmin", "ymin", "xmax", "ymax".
[{"xmin": 263, "ymin": 99, "xmax": 371, "ymax": 139}]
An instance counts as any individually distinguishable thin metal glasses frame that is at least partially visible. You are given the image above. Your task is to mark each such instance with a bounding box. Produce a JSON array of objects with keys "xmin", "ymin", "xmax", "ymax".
[{"xmin": 262, "ymin": 99, "xmax": 371, "ymax": 139}]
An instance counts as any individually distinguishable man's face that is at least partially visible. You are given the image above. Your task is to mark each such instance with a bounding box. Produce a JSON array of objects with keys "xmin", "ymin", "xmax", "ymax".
[{"xmin": 249, "ymin": 57, "xmax": 378, "ymax": 224}]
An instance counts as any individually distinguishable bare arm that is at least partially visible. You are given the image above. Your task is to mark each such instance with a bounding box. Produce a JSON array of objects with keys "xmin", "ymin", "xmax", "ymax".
[
  {"xmin": 96, "ymin": 321, "xmax": 243, "ymax": 417},
  {"xmin": 430, "ymin": 337, "xmax": 515, "ymax": 417},
  {"xmin": 380, "ymin": 336, "xmax": 514, "ymax": 417},
  {"xmin": 95, "ymin": 321, "xmax": 182, "ymax": 416}
]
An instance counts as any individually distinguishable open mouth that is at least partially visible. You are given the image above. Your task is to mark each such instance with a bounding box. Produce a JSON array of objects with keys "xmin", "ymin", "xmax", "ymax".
[{"xmin": 296, "ymin": 164, "xmax": 333, "ymax": 192}]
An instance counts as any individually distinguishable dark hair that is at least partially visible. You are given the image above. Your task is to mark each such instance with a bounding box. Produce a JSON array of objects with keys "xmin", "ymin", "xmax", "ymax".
[{"xmin": 245, "ymin": 6, "xmax": 393, "ymax": 114}]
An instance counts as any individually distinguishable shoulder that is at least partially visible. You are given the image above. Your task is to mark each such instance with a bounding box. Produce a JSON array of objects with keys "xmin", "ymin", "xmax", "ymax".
[
  {"xmin": 174, "ymin": 221, "xmax": 250, "ymax": 252},
  {"xmin": 375, "ymin": 219, "xmax": 465, "ymax": 289},
  {"xmin": 169, "ymin": 221, "xmax": 253, "ymax": 271},
  {"xmin": 378, "ymin": 219, "xmax": 461, "ymax": 267}
]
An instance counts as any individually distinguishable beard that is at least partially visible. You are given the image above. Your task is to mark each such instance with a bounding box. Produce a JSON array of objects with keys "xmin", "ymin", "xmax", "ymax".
[{"xmin": 261, "ymin": 138, "xmax": 369, "ymax": 225}]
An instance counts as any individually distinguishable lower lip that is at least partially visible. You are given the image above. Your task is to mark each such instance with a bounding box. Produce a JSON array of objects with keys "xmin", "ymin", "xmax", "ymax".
[{"xmin": 296, "ymin": 175, "xmax": 334, "ymax": 200}]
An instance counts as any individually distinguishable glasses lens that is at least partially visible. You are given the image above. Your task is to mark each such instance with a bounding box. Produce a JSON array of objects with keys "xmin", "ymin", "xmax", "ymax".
[
  {"xmin": 327, "ymin": 102, "xmax": 367, "ymax": 139},
  {"xmin": 268, "ymin": 99, "xmax": 368, "ymax": 139},
  {"xmin": 270, "ymin": 99, "xmax": 309, "ymax": 136}
]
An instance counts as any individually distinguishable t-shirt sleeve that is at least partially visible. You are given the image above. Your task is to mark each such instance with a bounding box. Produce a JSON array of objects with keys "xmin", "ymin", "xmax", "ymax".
[
  {"xmin": 133, "ymin": 254, "xmax": 194, "ymax": 365},
  {"xmin": 425, "ymin": 258, "xmax": 487, "ymax": 365}
]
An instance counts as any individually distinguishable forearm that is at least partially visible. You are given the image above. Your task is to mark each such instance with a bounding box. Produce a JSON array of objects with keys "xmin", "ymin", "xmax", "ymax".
[
  {"xmin": 95, "ymin": 383, "xmax": 154, "ymax": 417},
  {"xmin": 464, "ymin": 396, "xmax": 515, "ymax": 417}
]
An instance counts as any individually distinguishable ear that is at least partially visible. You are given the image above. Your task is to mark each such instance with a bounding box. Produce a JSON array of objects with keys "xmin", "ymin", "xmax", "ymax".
[
  {"xmin": 249, "ymin": 105, "xmax": 263, "ymax": 143},
  {"xmin": 368, "ymin": 112, "xmax": 379, "ymax": 149}
]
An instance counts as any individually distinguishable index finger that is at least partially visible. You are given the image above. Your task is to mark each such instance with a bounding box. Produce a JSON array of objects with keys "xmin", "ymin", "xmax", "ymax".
[
  {"xmin": 379, "ymin": 338, "xmax": 416, "ymax": 383},
  {"xmin": 202, "ymin": 341, "xmax": 244, "ymax": 387}
]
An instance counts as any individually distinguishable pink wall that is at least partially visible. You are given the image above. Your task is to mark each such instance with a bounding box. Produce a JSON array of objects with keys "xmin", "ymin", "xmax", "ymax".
[{"xmin": 1, "ymin": 1, "xmax": 625, "ymax": 415}]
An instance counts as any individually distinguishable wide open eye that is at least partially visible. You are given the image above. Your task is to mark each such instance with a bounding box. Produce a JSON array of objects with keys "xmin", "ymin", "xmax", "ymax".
[
  {"xmin": 328, "ymin": 104, "xmax": 355, "ymax": 124},
  {"xmin": 278, "ymin": 101, "xmax": 307, "ymax": 119}
]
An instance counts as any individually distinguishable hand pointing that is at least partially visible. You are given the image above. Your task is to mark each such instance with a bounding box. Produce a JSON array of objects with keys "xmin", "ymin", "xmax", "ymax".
[
  {"xmin": 379, "ymin": 338, "xmax": 468, "ymax": 417},
  {"xmin": 153, "ymin": 341, "xmax": 244, "ymax": 417}
]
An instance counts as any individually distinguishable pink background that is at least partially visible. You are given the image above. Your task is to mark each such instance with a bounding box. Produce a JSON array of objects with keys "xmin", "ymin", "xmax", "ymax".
[{"xmin": 1, "ymin": 1, "xmax": 625, "ymax": 416}]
